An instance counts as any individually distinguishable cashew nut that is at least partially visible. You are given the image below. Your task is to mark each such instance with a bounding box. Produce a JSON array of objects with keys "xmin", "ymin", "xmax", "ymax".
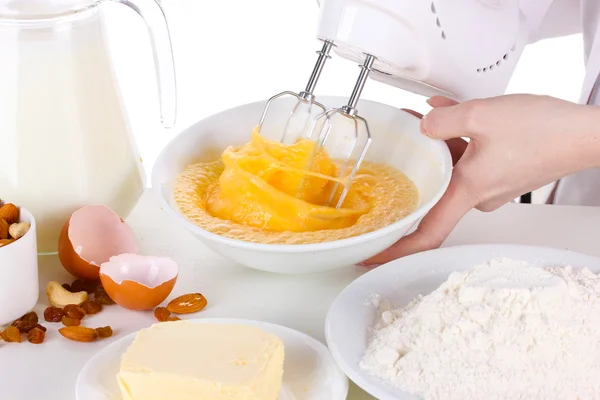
[
  {"xmin": 46, "ymin": 281, "xmax": 88, "ymax": 308},
  {"xmin": 9, "ymin": 222, "xmax": 30, "ymax": 240}
]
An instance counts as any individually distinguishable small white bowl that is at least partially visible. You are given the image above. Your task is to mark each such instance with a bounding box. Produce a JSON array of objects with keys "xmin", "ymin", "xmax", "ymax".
[
  {"xmin": 0, "ymin": 206, "xmax": 39, "ymax": 326},
  {"xmin": 152, "ymin": 96, "xmax": 452, "ymax": 274}
]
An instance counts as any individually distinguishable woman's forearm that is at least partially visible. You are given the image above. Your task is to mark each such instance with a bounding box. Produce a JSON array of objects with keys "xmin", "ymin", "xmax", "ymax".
[{"xmin": 577, "ymin": 105, "xmax": 600, "ymax": 170}]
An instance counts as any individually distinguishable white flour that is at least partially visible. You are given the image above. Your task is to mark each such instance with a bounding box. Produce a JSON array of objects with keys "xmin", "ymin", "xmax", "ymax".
[{"xmin": 360, "ymin": 258, "xmax": 600, "ymax": 400}]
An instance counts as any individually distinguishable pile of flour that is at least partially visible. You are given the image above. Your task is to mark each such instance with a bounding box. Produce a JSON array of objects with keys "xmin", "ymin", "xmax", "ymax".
[{"xmin": 360, "ymin": 258, "xmax": 600, "ymax": 400}]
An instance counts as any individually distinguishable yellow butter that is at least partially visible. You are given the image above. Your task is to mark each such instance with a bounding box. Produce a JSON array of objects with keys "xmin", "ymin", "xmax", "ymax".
[{"xmin": 117, "ymin": 321, "xmax": 285, "ymax": 400}]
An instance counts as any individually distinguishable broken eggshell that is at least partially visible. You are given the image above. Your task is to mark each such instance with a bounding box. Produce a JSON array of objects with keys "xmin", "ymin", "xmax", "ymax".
[
  {"xmin": 99, "ymin": 253, "xmax": 178, "ymax": 311},
  {"xmin": 58, "ymin": 205, "xmax": 139, "ymax": 280}
]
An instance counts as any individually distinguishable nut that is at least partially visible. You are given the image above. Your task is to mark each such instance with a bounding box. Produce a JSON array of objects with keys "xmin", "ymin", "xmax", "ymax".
[
  {"xmin": 9, "ymin": 222, "xmax": 30, "ymax": 240},
  {"xmin": 0, "ymin": 239, "xmax": 15, "ymax": 247},
  {"xmin": 0, "ymin": 218, "xmax": 8, "ymax": 240},
  {"xmin": 0, "ymin": 203, "xmax": 19, "ymax": 225},
  {"xmin": 58, "ymin": 326, "xmax": 98, "ymax": 342},
  {"xmin": 166, "ymin": 293, "xmax": 208, "ymax": 314},
  {"xmin": 46, "ymin": 281, "xmax": 88, "ymax": 308}
]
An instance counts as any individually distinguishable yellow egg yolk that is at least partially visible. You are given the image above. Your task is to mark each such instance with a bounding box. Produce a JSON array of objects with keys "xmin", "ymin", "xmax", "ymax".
[{"xmin": 205, "ymin": 129, "xmax": 371, "ymax": 232}]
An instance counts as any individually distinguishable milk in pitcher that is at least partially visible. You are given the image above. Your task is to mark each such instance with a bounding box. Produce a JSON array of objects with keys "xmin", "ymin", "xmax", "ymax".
[{"xmin": 0, "ymin": 8, "xmax": 149, "ymax": 253}]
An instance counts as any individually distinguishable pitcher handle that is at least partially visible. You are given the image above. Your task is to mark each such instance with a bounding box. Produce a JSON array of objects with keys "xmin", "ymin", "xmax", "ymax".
[{"xmin": 113, "ymin": 0, "xmax": 177, "ymax": 128}]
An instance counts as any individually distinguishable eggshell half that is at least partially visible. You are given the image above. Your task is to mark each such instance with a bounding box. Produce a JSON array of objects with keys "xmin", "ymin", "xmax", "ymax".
[
  {"xmin": 100, "ymin": 253, "xmax": 179, "ymax": 311},
  {"xmin": 58, "ymin": 205, "xmax": 139, "ymax": 280}
]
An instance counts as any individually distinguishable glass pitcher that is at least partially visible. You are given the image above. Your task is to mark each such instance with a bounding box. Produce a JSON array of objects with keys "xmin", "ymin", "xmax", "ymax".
[{"xmin": 0, "ymin": 0, "xmax": 176, "ymax": 254}]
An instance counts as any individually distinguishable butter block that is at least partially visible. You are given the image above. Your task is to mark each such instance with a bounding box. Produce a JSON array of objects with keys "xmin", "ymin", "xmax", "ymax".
[{"xmin": 117, "ymin": 321, "xmax": 285, "ymax": 400}]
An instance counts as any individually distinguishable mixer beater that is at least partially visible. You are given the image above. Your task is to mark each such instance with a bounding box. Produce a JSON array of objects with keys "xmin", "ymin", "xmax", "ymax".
[
  {"xmin": 305, "ymin": 54, "xmax": 375, "ymax": 209},
  {"xmin": 258, "ymin": 36, "xmax": 377, "ymax": 209},
  {"xmin": 257, "ymin": 40, "xmax": 333, "ymax": 144}
]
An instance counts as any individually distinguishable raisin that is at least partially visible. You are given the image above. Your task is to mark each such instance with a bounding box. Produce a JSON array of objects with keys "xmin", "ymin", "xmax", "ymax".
[
  {"xmin": 13, "ymin": 321, "xmax": 35, "ymax": 333},
  {"xmin": 71, "ymin": 279, "xmax": 100, "ymax": 294},
  {"xmin": 81, "ymin": 301, "xmax": 102, "ymax": 315},
  {"xmin": 63, "ymin": 304, "xmax": 85, "ymax": 320},
  {"xmin": 34, "ymin": 324, "xmax": 47, "ymax": 332},
  {"xmin": 43, "ymin": 306, "xmax": 64, "ymax": 323},
  {"xmin": 62, "ymin": 283, "xmax": 72, "ymax": 292},
  {"xmin": 12, "ymin": 311, "xmax": 38, "ymax": 333},
  {"xmin": 69, "ymin": 279, "xmax": 84, "ymax": 292},
  {"xmin": 94, "ymin": 285, "xmax": 115, "ymax": 305},
  {"xmin": 26, "ymin": 327, "xmax": 45, "ymax": 344},
  {"xmin": 1, "ymin": 326, "xmax": 22, "ymax": 342},
  {"xmin": 61, "ymin": 316, "xmax": 81, "ymax": 327},
  {"xmin": 167, "ymin": 316, "xmax": 181, "ymax": 321},
  {"xmin": 95, "ymin": 326, "xmax": 113, "ymax": 338},
  {"xmin": 24, "ymin": 311, "xmax": 38, "ymax": 324},
  {"xmin": 154, "ymin": 307, "xmax": 170, "ymax": 322}
]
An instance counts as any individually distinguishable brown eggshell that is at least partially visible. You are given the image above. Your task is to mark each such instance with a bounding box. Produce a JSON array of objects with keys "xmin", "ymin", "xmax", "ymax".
[
  {"xmin": 99, "ymin": 254, "xmax": 179, "ymax": 311},
  {"xmin": 58, "ymin": 205, "xmax": 139, "ymax": 280}
]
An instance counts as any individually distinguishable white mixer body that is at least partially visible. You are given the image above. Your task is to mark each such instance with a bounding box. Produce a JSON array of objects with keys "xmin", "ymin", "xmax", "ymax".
[{"xmin": 316, "ymin": 0, "xmax": 530, "ymax": 101}]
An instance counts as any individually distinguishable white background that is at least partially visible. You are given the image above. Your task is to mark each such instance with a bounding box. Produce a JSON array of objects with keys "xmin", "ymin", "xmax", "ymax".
[{"xmin": 103, "ymin": 0, "xmax": 586, "ymax": 202}]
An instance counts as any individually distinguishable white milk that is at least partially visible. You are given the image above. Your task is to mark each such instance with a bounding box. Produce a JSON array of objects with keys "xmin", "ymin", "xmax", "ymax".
[{"xmin": 0, "ymin": 8, "xmax": 145, "ymax": 254}]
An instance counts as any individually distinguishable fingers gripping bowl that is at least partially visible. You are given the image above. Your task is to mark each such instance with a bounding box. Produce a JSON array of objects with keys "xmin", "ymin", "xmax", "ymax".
[{"xmin": 152, "ymin": 96, "xmax": 452, "ymax": 274}]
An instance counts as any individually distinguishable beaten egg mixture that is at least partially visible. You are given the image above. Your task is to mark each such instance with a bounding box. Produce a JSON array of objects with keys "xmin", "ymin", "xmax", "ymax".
[{"xmin": 173, "ymin": 129, "xmax": 418, "ymax": 244}]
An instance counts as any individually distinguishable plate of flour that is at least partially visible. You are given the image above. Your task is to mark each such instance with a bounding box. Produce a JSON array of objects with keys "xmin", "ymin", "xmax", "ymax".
[{"xmin": 325, "ymin": 244, "xmax": 600, "ymax": 400}]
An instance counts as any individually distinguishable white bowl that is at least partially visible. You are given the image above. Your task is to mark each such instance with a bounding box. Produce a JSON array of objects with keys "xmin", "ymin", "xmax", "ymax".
[
  {"xmin": 76, "ymin": 318, "xmax": 349, "ymax": 400},
  {"xmin": 152, "ymin": 96, "xmax": 452, "ymax": 274},
  {"xmin": 324, "ymin": 244, "xmax": 600, "ymax": 400},
  {"xmin": 0, "ymin": 206, "xmax": 39, "ymax": 325}
]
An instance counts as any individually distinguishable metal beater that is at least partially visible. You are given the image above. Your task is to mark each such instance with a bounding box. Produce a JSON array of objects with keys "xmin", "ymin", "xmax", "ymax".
[
  {"xmin": 257, "ymin": 40, "xmax": 333, "ymax": 144},
  {"xmin": 258, "ymin": 40, "xmax": 375, "ymax": 209},
  {"xmin": 306, "ymin": 54, "xmax": 375, "ymax": 209}
]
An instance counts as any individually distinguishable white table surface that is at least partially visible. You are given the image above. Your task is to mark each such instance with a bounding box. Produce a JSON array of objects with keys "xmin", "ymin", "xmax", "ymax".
[{"xmin": 2, "ymin": 190, "xmax": 599, "ymax": 400}]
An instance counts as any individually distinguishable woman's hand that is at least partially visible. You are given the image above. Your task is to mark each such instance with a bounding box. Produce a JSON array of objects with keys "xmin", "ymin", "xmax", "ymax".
[{"xmin": 362, "ymin": 94, "xmax": 600, "ymax": 266}]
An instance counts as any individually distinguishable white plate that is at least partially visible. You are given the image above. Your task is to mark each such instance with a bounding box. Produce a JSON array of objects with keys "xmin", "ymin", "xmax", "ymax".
[
  {"xmin": 325, "ymin": 244, "xmax": 600, "ymax": 400},
  {"xmin": 76, "ymin": 318, "xmax": 349, "ymax": 400}
]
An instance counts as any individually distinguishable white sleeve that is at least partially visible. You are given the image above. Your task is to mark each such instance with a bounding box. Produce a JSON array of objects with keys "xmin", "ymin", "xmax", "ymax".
[{"xmin": 519, "ymin": 0, "xmax": 582, "ymax": 43}]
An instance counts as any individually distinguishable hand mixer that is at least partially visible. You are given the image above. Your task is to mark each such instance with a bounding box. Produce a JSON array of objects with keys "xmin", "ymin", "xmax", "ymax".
[
  {"xmin": 260, "ymin": 0, "xmax": 530, "ymax": 208},
  {"xmin": 315, "ymin": 0, "xmax": 529, "ymax": 101}
]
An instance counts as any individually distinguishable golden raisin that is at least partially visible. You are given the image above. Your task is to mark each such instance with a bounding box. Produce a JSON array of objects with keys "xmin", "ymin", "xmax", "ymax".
[
  {"xmin": 62, "ymin": 283, "xmax": 72, "ymax": 292},
  {"xmin": 12, "ymin": 311, "xmax": 38, "ymax": 333},
  {"xmin": 63, "ymin": 304, "xmax": 85, "ymax": 320},
  {"xmin": 94, "ymin": 285, "xmax": 115, "ymax": 305},
  {"xmin": 26, "ymin": 327, "xmax": 45, "ymax": 344},
  {"xmin": 61, "ymin": 316, "xmax": 81, "ymax": 327},
  {"xmin": 81, "ymin": 301, "xmax": 102, "ymax": 315},
  {"xmin": 167, "ymin": 316, "xmax": 181, "ymax": 321},
  {"xmin": 43, "ymin": 306, "xmax": 64, "ymax": 323},
  {"xmin": 1, "ymin": 326, "xmax": 22, "ymax": 342},
  {"xmin": 71, "ymin": 279, "xmax": 99, "ymax": 294},
  {"xmin": 154, "ymin": 307, "xmax": 170, "ymax": 322},
  {"xmin": 95, "ymin": 326, "xmax": 113, "ymax": 338},
  {"xmin": 34, "ymin": 324, "xmax": 47, "ymax": 332}
]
